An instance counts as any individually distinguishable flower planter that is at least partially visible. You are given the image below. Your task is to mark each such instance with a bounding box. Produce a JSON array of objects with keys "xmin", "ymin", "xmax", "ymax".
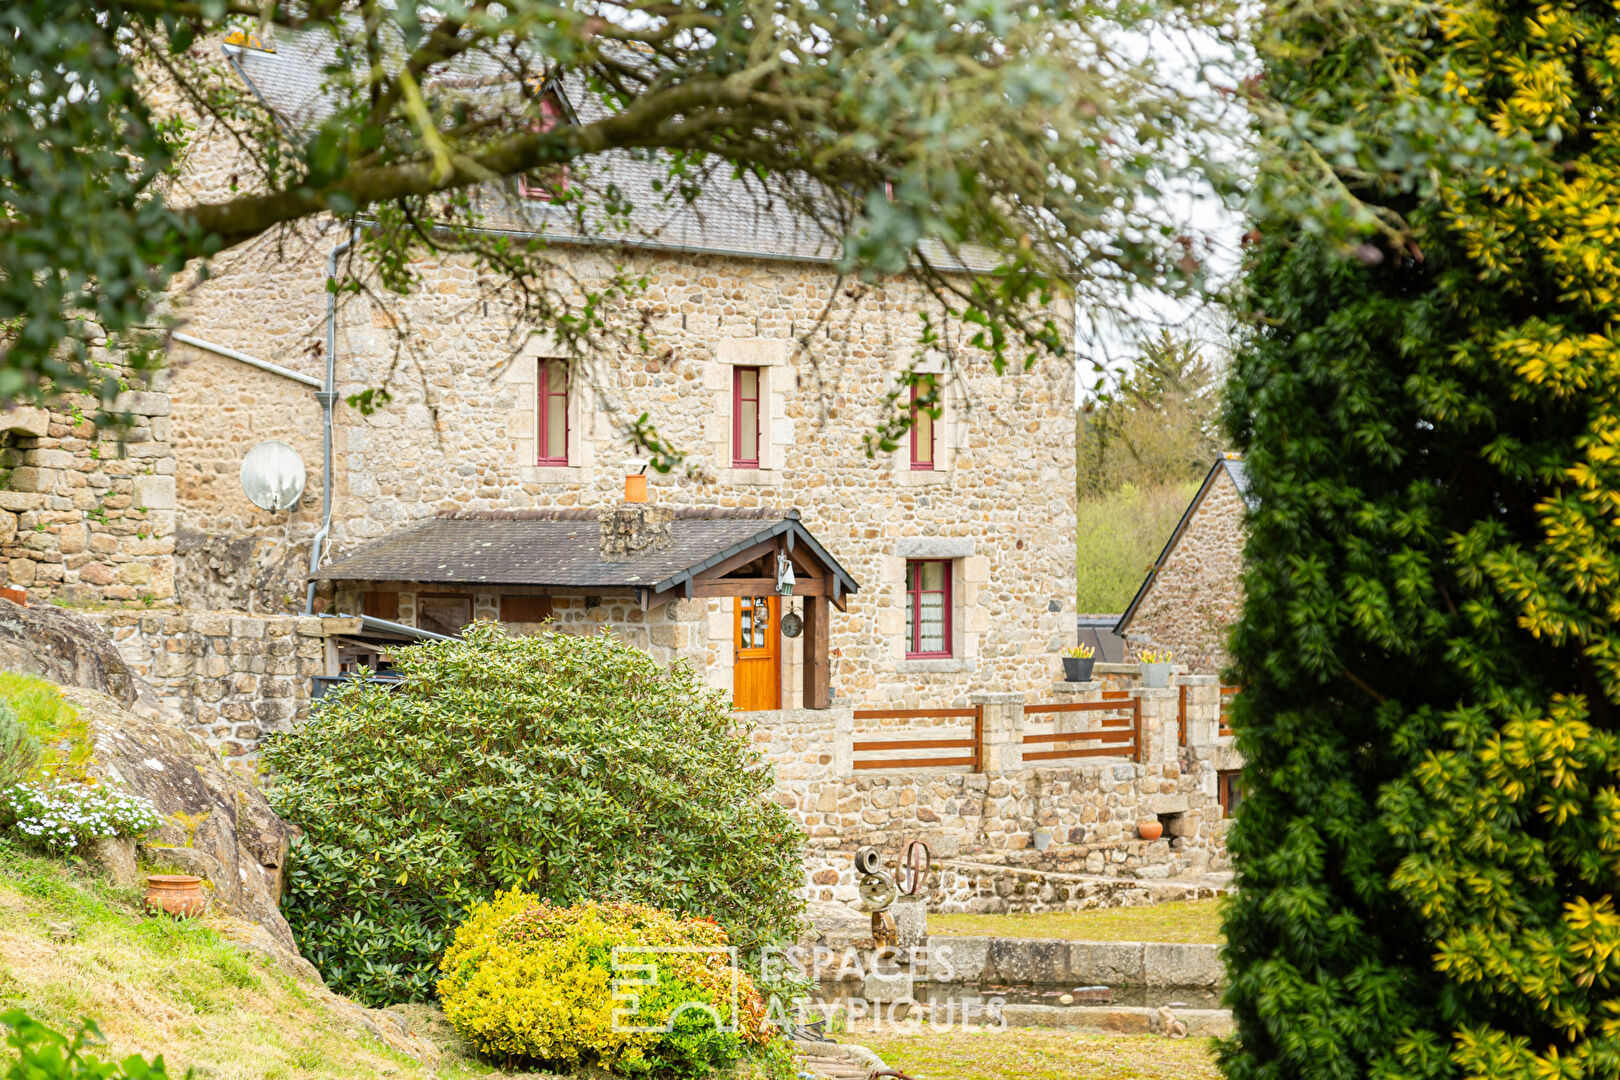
[
  {"xmin": 0, "ymin": 586, "xmax": 27, "ymax": 607},
  {"xmin": 144, "ymin": 874, "xmax": 207, "ymax": 918},
  {"xmin": 1141, "ymin": 662, "xmax": 1174, "ymax": 688},
  {"xmin": 1061, "ymin": 656, "xmax": 1096, "ymax": 682},
  {"xmin": 1137, "ymin": 820, "xmax": 1164, "ymax": 841}
]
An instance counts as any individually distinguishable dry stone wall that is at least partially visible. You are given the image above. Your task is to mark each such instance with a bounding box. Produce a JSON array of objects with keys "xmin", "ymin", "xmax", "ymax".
[
  {"xmin": 92, "ymin": 611, "xmax": 328, "ymax": 757},
  {"xmin": 1119, "ymin": 468, "xmax": 1247, "ymax": 674},
  {"xmin": 0, "ymin": 387, "xmax": 177, "ymax": 606}
]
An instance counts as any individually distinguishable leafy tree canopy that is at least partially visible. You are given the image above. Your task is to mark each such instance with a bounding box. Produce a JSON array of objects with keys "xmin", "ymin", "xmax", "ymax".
[{"xmin": 1, "ymin": 0, "xmax": 1237, "ymax": 454}]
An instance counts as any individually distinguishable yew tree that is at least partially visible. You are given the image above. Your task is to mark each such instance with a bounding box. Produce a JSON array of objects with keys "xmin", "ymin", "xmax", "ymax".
[{"xmin": 1222, "ymin": 3, "xmax": 1620, "ymax": 1079}]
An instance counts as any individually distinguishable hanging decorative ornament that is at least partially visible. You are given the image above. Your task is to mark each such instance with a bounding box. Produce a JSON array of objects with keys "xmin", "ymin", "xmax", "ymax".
[{"xmin": 781, "ymin": 603, "xmax": 803, "ymax": 639}]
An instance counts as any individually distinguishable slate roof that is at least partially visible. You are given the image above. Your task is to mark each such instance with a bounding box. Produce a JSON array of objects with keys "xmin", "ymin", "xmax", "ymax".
[
  {"xmin": 1113, "ymin": 456, "xmax": 1255, "ymax": 635},
  {"xmin": 311, "ymin": 508, "xmax": 861, "ymax": 599},
  {"xmin": 226, "ymin": 32, "xmax": 848, "ymax": 264}
]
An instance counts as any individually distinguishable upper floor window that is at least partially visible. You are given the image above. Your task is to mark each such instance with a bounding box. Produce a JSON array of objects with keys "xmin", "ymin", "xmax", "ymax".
[
  {"xmin": 910, "ymin": 376, "xmax": 937, "ymax": 470},
  {"xmin": 537, "ymin": 359, "xmax": 568, "ymax": 466},
  {"xmin": 733, "ymin": 366, "xmax": 761, "ymax": 468},
  {"xmin": 518, "ymin": 92, "xmax": 569, "ymax": 201},
  {"xmin": 904, "ymin": 559, "xmax": 951, "ymax": 658}
]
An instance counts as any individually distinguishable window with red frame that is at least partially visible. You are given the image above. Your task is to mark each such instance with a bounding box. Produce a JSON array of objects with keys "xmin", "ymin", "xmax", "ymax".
[
  {"xmin": 910, "ymin": 377, "xmax": 937, "ymax": 470},
  {"xmin": 732, "ymin": 366, "xmax": 761, "ymax": 468},
  {"xmin": 518, "ymin": 92, "xmax": 569, "ymax": 201},
  {"xmin": 904, "ymin": 559, "xmax": 952, "ymax": 657},
  {"xmin": 537, "ymin": 359, "xmax": 568, "ymax": 465}
]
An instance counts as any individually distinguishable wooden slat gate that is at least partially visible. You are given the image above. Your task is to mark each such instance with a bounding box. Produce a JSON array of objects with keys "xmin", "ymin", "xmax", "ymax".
[
  {"xmin": 1020, "ymin": 698, "xmax": 1141, "ymax": 764},
  {"xmin": 851, "ymin": 706, "xmax": 983, "ymax": 771}
]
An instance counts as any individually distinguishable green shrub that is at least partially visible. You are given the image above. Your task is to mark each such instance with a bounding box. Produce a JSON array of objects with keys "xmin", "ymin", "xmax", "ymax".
[
  {"xmin": 263, "ymin": 622, "xmax": 805, "ymax": 1006},
  {"xmin": 0, "ymin": 700, "xmax": 40, "ymax": 789},
  {"xmin": 0, "ymin": 1010, "xmax": 169, "ymax": 1079},
  {"xmin": 439, "ymin": 891, "xmax": 780, "ymax": 1076}
]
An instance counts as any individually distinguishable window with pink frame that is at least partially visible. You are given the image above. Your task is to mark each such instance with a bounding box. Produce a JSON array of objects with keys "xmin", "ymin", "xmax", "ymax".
[
  {"xmin": 518, "ymin": 93, "xmax": 569, "ymax": 201},
  {"xmin": 537, "ymin": 359, "xmax": 568, "ymax": 466},
  {"xmin": 904, "ymin": 559, "xmax": 952, "ymax": 658},
  {"xmin": 909, "ymin": 377, "xmax": 937, "ymax": 470},
  {"xmin": 733, "ymin": 366, "xmax": 761, "ymax": 468}
]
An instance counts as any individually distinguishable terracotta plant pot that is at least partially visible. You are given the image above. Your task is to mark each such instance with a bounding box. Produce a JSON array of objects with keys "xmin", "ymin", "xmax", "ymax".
[
  {"xmin": 1137, "ymin": 820, "xmax": 1164, "ymax": 842},
  {"xmin": 144, "ymin": 874, "xmax": 208, "ymax": 918}
]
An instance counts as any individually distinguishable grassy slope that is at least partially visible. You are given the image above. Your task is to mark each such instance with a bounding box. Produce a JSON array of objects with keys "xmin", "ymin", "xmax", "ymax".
[
  {"xmin": 927, "ymin": 899, "xmax": 1224, "ymax": 944},
  {"xmin": 862, "ymin": 1029, "xmax": 1219, "ymax": 1080},
  {"xmin": 0, "ymin": 841, "xmax": 497, "ymax": 1079},
  {"xmin": 1075, "ymin": 482, "xmax": 1199, "ymax": 614}
]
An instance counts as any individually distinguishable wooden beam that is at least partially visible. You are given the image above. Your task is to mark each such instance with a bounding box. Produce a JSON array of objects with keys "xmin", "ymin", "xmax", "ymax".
[
  {"xmin": 693, "ymin": 577, "xmax": 831, "ymax": 597},
  {"xmin": 804, "ymin": 594, "xmax": 830, "ymax": 709}
]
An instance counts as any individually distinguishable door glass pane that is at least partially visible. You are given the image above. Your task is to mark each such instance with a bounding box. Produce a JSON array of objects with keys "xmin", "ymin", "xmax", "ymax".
[
  {"xmin": 739, "ymin": 400, "xmax": 759, "ymax": 462},
  {"xmin": 545, "ymin": 392, "xmax": 567, "ymax": 459},
  {"xmin": 921, "ymin": 560, "xmax": 946, "ymax": 592},
  {"xmin": 919, "ymin": 592, "xmax": 945, "ymax": 653}
]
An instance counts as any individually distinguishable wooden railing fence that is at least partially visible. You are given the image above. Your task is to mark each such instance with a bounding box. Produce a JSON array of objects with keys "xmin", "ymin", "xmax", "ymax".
[
  {"xmin": 851, "ymin": 706, "xmax": 983, "ymax": 771},
  {"xmin": 1020, "ymin": 698, "xmax": 1141, "ymax": 764}
]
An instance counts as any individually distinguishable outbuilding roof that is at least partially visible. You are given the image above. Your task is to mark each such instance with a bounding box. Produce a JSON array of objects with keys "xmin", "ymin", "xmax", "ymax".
[
  {"xmin": 1113, "ymin": 455, "xmax": 1255, "ymax": 635},
  {"xmin": 311, "ymin": 508, "xmax": 860, "ymax": 605}
]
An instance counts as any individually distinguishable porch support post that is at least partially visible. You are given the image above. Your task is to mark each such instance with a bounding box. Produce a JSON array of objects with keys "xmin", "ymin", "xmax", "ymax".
[{"xmin": 804, "ymin": 594, "xmax": 830, "ymax": 709}]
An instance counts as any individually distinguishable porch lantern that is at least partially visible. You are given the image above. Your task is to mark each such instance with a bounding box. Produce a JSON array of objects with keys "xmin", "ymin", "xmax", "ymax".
[{"xmin": 775, "ymin": 551, "xmax": 796, "ymax": 596}]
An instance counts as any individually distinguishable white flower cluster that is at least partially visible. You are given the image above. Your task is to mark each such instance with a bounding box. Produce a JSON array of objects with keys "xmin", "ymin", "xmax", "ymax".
[{"xmin": 2, "ymin": 782, "xmax": 163, "ymax": 854}]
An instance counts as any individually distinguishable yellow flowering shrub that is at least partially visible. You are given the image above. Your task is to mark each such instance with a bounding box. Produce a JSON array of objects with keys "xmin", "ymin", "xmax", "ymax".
[{"xmin": 439, "ymin": 891, "xmax": 778, "ymax": 1076}]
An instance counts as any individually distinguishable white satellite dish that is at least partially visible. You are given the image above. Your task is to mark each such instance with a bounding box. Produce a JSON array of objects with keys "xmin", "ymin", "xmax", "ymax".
[{"xmin": 240, "ymin": 440, "xmax": 307, "ymax": 512}]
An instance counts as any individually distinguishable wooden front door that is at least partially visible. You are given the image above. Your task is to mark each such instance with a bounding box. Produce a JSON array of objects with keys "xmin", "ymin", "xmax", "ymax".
[{"xmin": 733, "ymin": 595, "xmax": 781, "ymax": 711}]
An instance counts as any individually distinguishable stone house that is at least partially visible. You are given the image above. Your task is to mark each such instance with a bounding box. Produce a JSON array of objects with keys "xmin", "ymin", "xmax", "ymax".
[
  {"xmin": 1114, "ymin": 455, "xmax": 1253, "ymax": 674},
  {"xmin": 0, "ymin": 27, "xmax": 1078, "ymax": 739}
]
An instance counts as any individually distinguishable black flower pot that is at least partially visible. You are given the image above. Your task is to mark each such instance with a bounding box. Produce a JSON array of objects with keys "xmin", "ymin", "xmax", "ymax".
[{"xmin": 1062, "ymin": 656, "xmax": 1096, "ymax": 682}]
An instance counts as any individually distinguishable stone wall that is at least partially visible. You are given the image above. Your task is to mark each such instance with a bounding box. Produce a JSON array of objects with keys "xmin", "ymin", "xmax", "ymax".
[
  {"xmin": 93, "ymin": 611, "xmax": 328, "ymax": 756},
  {"xmin": 1118, "ymin": 467, "xmax": 1247, "ymax": 674},
  {"xmin": 755, "ymin": 676, "xmax": 1239, "ymax": 911},
  {"xmin": 0, "ymin": 387, "xmax": 177, "ymax": 606}
]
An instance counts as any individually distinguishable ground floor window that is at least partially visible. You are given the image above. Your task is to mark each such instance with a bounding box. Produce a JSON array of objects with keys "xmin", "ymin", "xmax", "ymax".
[
  {"xmin": 904, "ymin": 559, "xmax": 952, "ymax": 658},
  {"xmin": 1218, "ymin": 769, "xmax": 1243, "ymax": 817}
]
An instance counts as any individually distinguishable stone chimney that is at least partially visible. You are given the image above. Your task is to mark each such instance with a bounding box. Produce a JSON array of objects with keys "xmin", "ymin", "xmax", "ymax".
[{"xmin": 599, "ymin": 502, "xmax": 674, "ymax": 562}]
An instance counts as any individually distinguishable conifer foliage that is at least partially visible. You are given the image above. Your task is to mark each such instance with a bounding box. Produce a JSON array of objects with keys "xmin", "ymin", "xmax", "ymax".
[{"xmin": 1223, "ymin": 4, "xmax": 1620, "ymax": 1078}]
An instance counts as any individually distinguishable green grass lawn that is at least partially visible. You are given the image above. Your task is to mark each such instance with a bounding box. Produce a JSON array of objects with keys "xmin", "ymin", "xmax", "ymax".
[
  {"xmin": 927, "ymin": 899, "xmax": 1224, "ymax": 944},
  {"xmin": 861, "ymin": 1028, "xmax": 1220, "ymax": 1080}
]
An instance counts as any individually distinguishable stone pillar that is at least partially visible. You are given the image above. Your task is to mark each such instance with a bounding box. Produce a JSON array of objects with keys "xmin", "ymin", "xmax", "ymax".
[
  {"xmin": 1045, "ymin": 679, "xmax": 1103, "ymax": 737},
  {"xmin": 971, "ymin": 691, "xmax": 1025, "ymax": 773},
  {"xmin": 1130, "ymin": 686, "xmax": 1179, "ymax": 764},
  {"xmin": 831, "ymin": 705, "xmax": 855, "ymax": 779},
  {"xmin": 1177, "ymin": 674, "xmax": 1220, "ymax": 746}
]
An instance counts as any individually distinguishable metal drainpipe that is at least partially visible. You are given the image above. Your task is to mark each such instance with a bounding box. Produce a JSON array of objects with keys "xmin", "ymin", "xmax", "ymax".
[{"xmin": 306, "ymin": 228, "xmax": 358, "ymax": 613}]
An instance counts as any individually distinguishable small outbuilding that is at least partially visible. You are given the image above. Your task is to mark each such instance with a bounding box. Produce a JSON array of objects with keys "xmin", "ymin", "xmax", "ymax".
[{"xmin": 1113, "ymin": 455, "xmax": 1255, "ymax": 674}]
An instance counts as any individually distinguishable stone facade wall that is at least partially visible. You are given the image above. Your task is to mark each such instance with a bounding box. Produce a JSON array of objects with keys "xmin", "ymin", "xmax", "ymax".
[
  {"xmin": 1118, "ymin": 468, "xmax": 1247, "ymax": 675},
  {"xmin": 93, "ymin": 611, "xmax": 328, "ymax": 756},
  {"xmin": 0, "ymin": 387, "xmax": 177, "ymax": 606},
  {"xmin": 154, "ymin": 236, "xmax": 1078, "ymax": 704}
]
